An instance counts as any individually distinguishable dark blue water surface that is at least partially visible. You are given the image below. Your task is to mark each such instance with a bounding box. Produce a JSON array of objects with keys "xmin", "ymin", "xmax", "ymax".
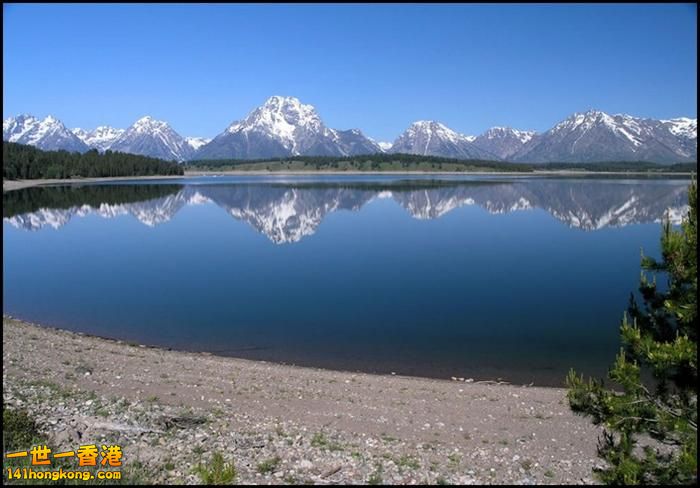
[{"xmin": 2, "ymin": 175, "xmax": 691, "ymax": 385}]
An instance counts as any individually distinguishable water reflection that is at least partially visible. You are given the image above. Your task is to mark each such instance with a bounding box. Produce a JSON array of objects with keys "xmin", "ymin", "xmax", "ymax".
[{"xmin": 4, "ymin": 178, "xmax": 690, "ymax": 243}]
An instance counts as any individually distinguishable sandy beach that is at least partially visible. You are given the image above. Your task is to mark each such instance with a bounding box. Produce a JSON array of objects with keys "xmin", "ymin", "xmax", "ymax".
[{"xmin": 3, "ymin": 316, "xmax": 603, "ymax": 484}]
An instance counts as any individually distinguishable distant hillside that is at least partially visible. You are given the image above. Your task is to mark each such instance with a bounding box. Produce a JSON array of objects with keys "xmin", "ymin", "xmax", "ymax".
[
  {"xmin": 3, "ymin": 142, "xmax": 184, "ymax": 180},
  {"xmin": 186, "ymin": 153, "xmax": 696, "ymax": 173},
  {"xmin": 187, "ymin": 153, "xmax": 534, "ymax": 172}
]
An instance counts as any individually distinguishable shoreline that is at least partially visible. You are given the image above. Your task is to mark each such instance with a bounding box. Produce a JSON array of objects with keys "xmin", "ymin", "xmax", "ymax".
[
  {"xmin": 185, "ymin": 169, "xmax": 695, "ymax": 176},
  {"xmin": 3, "ymin": 315, "xmax": 603, "ymax": 484},
  {"xmin": 2, "ymin": 314, "xmax": 531, "ymax": 388},
  {"xmin": 2, "ymin": 174, "xmax": 186, "ymax": 192},
  {"xmin": 3, "ymin": 169, "xmax": 694, "ymax": 192}
]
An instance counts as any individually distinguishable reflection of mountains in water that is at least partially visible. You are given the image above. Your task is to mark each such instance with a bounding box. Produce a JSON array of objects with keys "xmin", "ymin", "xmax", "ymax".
[{"xmin": 4, "ymin": 180, "xmax": 690, "ymax": 243}]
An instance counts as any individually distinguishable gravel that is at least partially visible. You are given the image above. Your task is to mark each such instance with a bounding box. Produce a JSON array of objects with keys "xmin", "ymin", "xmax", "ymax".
[{"xmin": 3, "ymin": 316, "xmax": 604, "ymax": 484}]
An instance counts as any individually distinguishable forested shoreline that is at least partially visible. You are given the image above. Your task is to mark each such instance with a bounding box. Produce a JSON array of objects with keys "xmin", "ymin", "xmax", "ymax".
[
  {"xmin": 3, "ymin": 142, "xmax": 184, "ymax": 179},
  {"xmin": 186, "ymin": 153, "xmax": 697, "ymax": 173},
  {"xmin": 3, "ymin": 142, "xmax": 695, "ymax": 179}
]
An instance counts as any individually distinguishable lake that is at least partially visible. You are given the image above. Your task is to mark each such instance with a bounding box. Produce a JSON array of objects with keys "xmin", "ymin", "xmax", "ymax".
[{"xmin": 2, "ymin": 175, "xmax": 691, "ymax": 386}]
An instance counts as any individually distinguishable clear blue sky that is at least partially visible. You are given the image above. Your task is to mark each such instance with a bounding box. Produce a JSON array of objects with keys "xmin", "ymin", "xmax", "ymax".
[{"xmin": 3, "ymin": 3, "xmax": 697, "ymax": 141}]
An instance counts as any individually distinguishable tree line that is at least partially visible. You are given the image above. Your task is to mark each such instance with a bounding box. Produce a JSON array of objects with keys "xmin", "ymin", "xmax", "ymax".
[
  {"xmin": 3, "ymin": 142, "xmax": 184, "ymax": 180},
  {"xmin": 187, "ymin": 152, "xmax": 534, "ymax": 172},
  {"xmin": 187, "ymin": 153, "xmax": 696, "ymax": 173}
]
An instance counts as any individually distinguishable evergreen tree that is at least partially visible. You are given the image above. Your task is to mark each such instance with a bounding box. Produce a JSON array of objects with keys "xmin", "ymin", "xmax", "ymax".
[
  {"xmin": 3, "ymin": 142, "xmax": 184, "ymax": 179},
  {"xmin": 567, "ymin": 180, "xmax": 697, "ymax": 485}
]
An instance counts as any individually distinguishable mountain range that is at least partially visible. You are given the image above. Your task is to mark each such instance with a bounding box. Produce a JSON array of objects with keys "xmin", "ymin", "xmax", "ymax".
[{"xmin": 3, "ymin": 96, "xmax": 696, "ymax": 163}]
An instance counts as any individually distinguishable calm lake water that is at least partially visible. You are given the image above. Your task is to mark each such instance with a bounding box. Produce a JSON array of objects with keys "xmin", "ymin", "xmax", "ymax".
[{"xmin": 2, "ymin": 175, "xmax": 691, "ymax": 386}]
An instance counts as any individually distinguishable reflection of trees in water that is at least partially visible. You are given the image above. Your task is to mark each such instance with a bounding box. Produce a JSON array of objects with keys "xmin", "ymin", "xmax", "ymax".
[
  {"xmin": 3, "ymin": 180, "xmax": 691, "ymax": 241},
  {"xmin": 2, "ymin": 184, "xmax": 183, "ymax": 218}
]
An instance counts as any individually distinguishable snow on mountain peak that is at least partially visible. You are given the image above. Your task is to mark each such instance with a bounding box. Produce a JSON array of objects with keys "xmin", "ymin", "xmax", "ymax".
[
  {"xmin": 407, "ymin": 120, "xmax": 463, "ymax": 142},
  {"xmin": 377, "ymin": 141, "xmax": 393, "ymax": 152},
  {"xmin": 185, "ymin": 136, "xmax": 211, "ymax": 151},
  {"xmin": 661, "ymin": 117, "xmax": 697, "ymax": 139},
  {"xmin": 553, "ymin": 109, "xmax": 614, "ymax": 133},
  {"xmin": 37, "ymin": 115, "xmax": 61, "ymax": 131},
  {"xmin": 4, "ymin": 115, "xmax": 39, "ymax": 142},
  {"xmin": 405, "ymin": 120, "xmax": 482, "ymax": 145},
  {"xmin": 410, "ymin": 120, "xmax": 445, "ymax": 130},
  {"xmin": 389, "ymin": 120, "xmax": 492, "ymax": 159},
  {"xmin": 106, "ymin": 116, "xmax": 191, "ymax": 161},
  {"xmin": 263, "ymin": 95, "xmax": 303, "ymax": 109},
  {"xmin": 3, "ymin": 113, "xmax": 88, "ymax": 152},
  {"xmin": 483, "ymin": 126, "xmax": 536, "ymax": 144},
  {"xmin": 132, "ymin": 115, "xmax": 169, "ymax": 131},
  {"xmin": 72, "ymin": 125, "xmax": 126, "ymax": 152},
  {"xmin": 225, "ymin": 96, "xmax": 324, "ymax": 152},
  {"xmin": 5, "ymin": 103, "xmax": 696, "ymax": 163}
]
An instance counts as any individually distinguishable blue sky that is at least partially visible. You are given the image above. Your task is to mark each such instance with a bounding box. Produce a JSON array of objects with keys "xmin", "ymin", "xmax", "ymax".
[{"xmin": 3, "ymin": 3, "xmax": 697, "ymax": 141}]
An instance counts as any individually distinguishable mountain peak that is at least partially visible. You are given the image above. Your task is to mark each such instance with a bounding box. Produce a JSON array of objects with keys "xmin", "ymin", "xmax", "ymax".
[
  {"xmin": 130, "ymin": 116, "xmax": 172, "ymax": 135},
  {"xmin": 109, "ymin": 116, "xmax": 190, "ymax": 161},
  {"xmin": 72, "ymin": 125, "xmax": 126, "ymax": 152},
  {"xmin": 134, "ymin": 115, "xmax": 158, "ymax": 125},
  {"xmin": 196, "ymin": 96, "xmax": 380, "ymax": 159},
  {"xmin": 223, "ymin": 96, "xmax": 324, "ymax": 153},
  {"xmin": 391, "ymin": 120, "xmax": 489, "ymax": 158},
  {"xmin": 257, "ymin": 95, "xmax": 319, "ymax": 120},
  {"xmin": 377, "ymin": 141, "xmax": 393, "ymax": 152},
  {"xmin": 185, "ymin": 136, "xmax": 211, "ymax": 151},
  {"xmin": 3, "ymin": 113, "xmax": 88, "ymax": 153},
  {"xmin": 661, "ymin": 117, "xmax": 697, "ymax": 139},
  {"xmin": 482, "ymin": 126, "xmax": 536, "ymax": 144},
  {"xmin": 263, "ymin": 95, "xmax": 302, "ymax": 107},
  {"xmin": 552, "ymin": 109, "xmax": 614, "ymax": 133},
  {"xmin": 518, "ymin": 109, "xmax": 696, "ymax": 163},
  {"xmin": 405, "ymin": 120, "xmax": 468, "ymax": 140},
  {"xmin": 410, "ymin": 120, "xmax": 446, "ymax": 129}
]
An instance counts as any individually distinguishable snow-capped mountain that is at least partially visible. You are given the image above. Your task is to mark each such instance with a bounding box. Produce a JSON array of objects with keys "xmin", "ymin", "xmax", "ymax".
[
  {"xmin": 515, "ymin": 110, "xmax": 697, "ymax": 163},
  {"xmin": 3, "ymin": 114, "xmax": 89, "ymax": 153},
  {"xmin": 389, "ymin": 121, "xmax": 493, "ymax": 159},
  {"xmin": 377, "ymin": 141, "xmax": 393, "ymax": 152},
  {"xmin": 108, "ymin": 116, "xmax": 193, "ymax": 161},
  {"xmin": 72, "ymin": 123, "xmax": 209, "ymax": 157},
  {"xmin": 661, "ymin": 117, "xmax": 697, "ymax": 139},
  {"xmin": 659, "ymin": 117, "xmax": 697, "ymax": 161},
  {"xmin": 194, "ymin": 96, "xmax": 382, "ymax": 160},
  {"xmin": 185, "ymin": 136, "xmax": 211, "ymax": 151},
  {"xmin": 471, "ymin": 127, "xmax": 537, "ymax": 160},
  {"xmin": 5, "ymin": 105, "xmax": 696, "ymax": 163},
  {"xmin": 72, "ymin": 126, "xmax": 125, "ymax": 152}
]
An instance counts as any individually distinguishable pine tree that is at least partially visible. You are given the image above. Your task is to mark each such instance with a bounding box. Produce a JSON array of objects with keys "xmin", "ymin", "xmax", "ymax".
[{"xmin": 567, "ymin": 179, "xmax": 697, "ymax": 485}]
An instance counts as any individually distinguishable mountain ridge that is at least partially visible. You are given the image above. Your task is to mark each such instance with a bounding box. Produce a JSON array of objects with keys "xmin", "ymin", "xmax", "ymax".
[{"xmin": 4, "ymin": 100, "xmax": 696, "ymax": 163}]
